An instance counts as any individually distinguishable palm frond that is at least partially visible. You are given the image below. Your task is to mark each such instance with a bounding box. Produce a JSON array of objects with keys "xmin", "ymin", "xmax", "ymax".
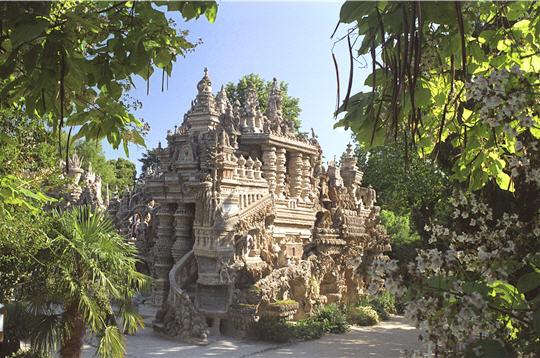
[
  {"xmin": 96, "ymin": 325, "xmax": 125, "ymax": 358},
  {"xmin": 117, "ymin": 302, "xmax": 145, "ymax": 335}
]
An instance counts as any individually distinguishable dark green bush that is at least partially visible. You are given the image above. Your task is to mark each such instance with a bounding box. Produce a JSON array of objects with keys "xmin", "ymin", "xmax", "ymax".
[
  {"xmin": 251, "ymin": 316, "xmax": 327, "ymax": 342},
  {"xmin": 348, "ymin": 306, "xmax": 380, "ymax": 326},
  {"xmin": 250, "ymin": 318, "xmax": 292, "ymax": 343},
  {"xmin": 291, "ymin": 318, "xmax": 325, "ymax": 340},
  {"xmin": 312, "ymin": 304, "xmax": 349, "ymax": 334}
]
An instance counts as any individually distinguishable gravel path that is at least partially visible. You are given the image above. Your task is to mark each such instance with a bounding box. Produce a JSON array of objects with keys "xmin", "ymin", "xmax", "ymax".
[{"xmin": 83, "ymin": 305, "xmax": 423, "ymax": 358}]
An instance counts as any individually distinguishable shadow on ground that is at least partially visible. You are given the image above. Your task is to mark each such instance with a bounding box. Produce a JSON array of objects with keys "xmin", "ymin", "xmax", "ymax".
[{"xmin": 83, "ymin": 305, "xmax": 422, "ymax": 358}]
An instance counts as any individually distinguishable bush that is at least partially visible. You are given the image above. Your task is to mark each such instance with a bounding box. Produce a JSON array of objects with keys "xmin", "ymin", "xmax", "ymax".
[
  {"xmin": 251, "ymin": 311, "xmax": 336, "ymax": 343},
  {"xmin": 250, "ymin": 318, "xmax": 292, "ymax": 343},
  {"xmin": 291, "ymin": 318, "xmax": 325, "ymax": 340},
  {"xmin": 355, "ymin": 292, "xmax": 396, "ymax": 321},
  {"xmin": 312, "ymin": 304, "xmax": 349, "ymax": 334},
  {"xmin": 348, "ymin": 306, "xmax": 380, "ymax": 326}
]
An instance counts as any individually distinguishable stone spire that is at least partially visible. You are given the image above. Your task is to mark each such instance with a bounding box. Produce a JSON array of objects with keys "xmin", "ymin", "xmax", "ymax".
[
  {"xmin": 215, "ymin": 85, "xmax": 230, "ymax": 114},
  {"xmin": 340, "ymin": 143, "xmax": 363, "ymax": 187},
  {"xmin": 266, "ymin": 78, "xmax": 282, "ymax": 121},
  {"xmin": 191, "ymin": 68, "xmax": 217, "ymax": 115},
  {"xmin": 243, "ymin": 83, "xmax": 259, "ymax": 117}
]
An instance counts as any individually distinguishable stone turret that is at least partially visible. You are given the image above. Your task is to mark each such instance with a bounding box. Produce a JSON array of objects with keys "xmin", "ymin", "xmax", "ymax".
[
  {"xmin": 186, "ymin": 68, "xmax": 220, "ymax": 131},
  {"xmin": 340, "ymin": 143, "xmax": 363, "ymax": 187}
]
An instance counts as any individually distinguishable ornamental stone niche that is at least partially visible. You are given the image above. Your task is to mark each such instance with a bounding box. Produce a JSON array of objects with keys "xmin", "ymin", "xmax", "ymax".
[{"xmin": 134, "ymin": 69, "xmax": 390, "ymax": 343}]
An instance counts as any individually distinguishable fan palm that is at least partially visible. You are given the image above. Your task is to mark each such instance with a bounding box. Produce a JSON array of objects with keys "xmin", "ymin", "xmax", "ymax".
[{"xmin": 25, "ymin": 205, "xmax": 149, "ymax": 358}]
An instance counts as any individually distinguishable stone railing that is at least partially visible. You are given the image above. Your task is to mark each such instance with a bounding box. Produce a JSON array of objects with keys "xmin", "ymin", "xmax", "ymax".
[
  {"xmin": 237, "ymin": 193, "xmax": 273, "ymax": 223},
  {"xmin": 168, "ymin": 250, "xmax": 196, "ymax": 304}
]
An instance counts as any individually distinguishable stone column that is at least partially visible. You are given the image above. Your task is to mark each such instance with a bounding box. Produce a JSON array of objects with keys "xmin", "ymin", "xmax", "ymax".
[
  {"xmin": 288, "ymin": 152, "xmax": 303, "ymax": 198},
  {"xmin": 275, "ymin": 148, "xmax": 286, "ymax": 197},
  {"xmin": 262, "ymin": 146, "xmax": 277, "ymax": 193},
  {"xmin": 171, "ymin": 205, "xmax": 194, "ymax": 263},
  {"xmin": 301, "ymin": 156, "xmax": 312, "ymax": 201},
  {"xmin": 153, "ymin": 204, "xmax": 175, "ymax": 306}
]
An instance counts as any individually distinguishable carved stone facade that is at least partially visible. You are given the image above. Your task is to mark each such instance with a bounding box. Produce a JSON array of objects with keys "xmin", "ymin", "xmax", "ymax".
[{"xmin": 137, "ymin": 69, "xmax": 389, "ymax": 342}]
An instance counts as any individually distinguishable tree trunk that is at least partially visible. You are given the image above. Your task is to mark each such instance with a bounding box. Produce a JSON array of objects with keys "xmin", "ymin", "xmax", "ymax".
[{"xmin": 60, "ymin": 303, "xmax": 85, "ymax": 358}]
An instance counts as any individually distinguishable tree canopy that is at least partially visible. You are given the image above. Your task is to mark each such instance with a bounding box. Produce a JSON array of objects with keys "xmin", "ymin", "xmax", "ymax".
[
  {"xmin": 356, "ymin": 140, "xmax": 451, "ymax": 232},
  {"xmin": 0, "ymin": 1, "xmax": 217, "ymax": 156},
  {"xmin": 335, "ymin": 1, "xmax": 540, "ymax": 193},
  {"xmin": 225, "ymin": 73, "xmax": 302, "ymax": 129}
]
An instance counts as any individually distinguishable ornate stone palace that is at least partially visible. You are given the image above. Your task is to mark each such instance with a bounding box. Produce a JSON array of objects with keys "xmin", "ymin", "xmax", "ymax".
[{"xmin": 115, "ymin": 69, "xmax": 389, "ymax": 343}]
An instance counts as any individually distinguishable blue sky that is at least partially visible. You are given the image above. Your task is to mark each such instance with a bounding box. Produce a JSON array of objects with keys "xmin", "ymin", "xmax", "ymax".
[{"xmin": 104, "ymin": 1, "xmax": 369, "ymax": 173}]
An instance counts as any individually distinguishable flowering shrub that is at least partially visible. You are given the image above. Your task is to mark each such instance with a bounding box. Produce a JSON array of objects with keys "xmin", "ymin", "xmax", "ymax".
[
  {"xmin": 336, "ymin": 1, "xmax": 540, "ymax": 354},
  {"xmin": 370, "ymin": 189, "xmax": 539, "ymax": 355}
]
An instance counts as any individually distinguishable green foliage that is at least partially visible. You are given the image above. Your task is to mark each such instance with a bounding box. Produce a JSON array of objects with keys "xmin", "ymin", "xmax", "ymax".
[
  {"xmin": 225, "ymin": 74, "xmax": 302, "ymax": 129},
  {"xmin": 291, "ymin": 318, "xmax": 325, "ymax": 340},
  {"xmin": 380, "ymin": 209, "xmax": 421, "ymax": 265},
  {"xmin": 337, "ymin": 1, "xmax": 540, "ymax": 192},
  {"xmin": 0, "ymin": 109, "xmax": 60, "ymax": 214},
  {"xmin": 251, "ymin": 316, "xmax": 326, "ymax": 343},
  {"xmin": 380, "ymin": 210, "xmax": 420, "ymax": 246},
  {"xmin": 348, "ymin": 306, "xmax": 380, "ymax": 326},
  {"xmin": 251, "ymin": 318, "xmax": 295, "ymax": 343},
  {"xmin": 251, "ymin": 304, "xmax": 349, "ymax": 343},
  {"xmin": 49, "ymin": 205, "xmax": 149, "ymax": 334},
  {"xmin": 140, "ymin": 149, "xmax": 158, "ymax": 179},
  {"xmin": 356, "ymin": 293, "xmax": 396, "ymax": 321},
  {"xmin": 311, "ymin": 304, "xmax": 350, "ymax": 334},
  {"xmin": 356, "ymin": 141, "xmax": 451, "ymax": 232},
  {"xmin": 0, "ymin": 213, "xmax": 51, "ymax": 303},
  {"xmin": 0, "ymin": 1, "xmax": 217, "ymax": 154},
  {"xmin": 108, "ymin": 158, "xmax": 136, "ymax": 191},
  {"xmin": 3, "ymin": 206, "xmax": 150, "ymax": 357}
]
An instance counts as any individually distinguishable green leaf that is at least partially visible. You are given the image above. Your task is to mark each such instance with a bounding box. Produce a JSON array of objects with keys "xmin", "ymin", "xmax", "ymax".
[
  {"xmin": 339, "ymin": 1, "xmax": 374, "ymax": 24},
  {"xmin": 516, "ymin": 271, "xmax": 540, "ymax": 293},
  {"xmin": 10, "ymin": 18, "xmax": 49, "ymax": 48},
  {"xmin": 496, "ymin": 171, "xmax": 514, "ymax": 192}
]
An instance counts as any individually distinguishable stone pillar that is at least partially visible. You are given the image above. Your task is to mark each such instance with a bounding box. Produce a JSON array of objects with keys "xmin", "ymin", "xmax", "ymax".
[
  {"xmin": 237, "ymin": 155, "xmax": 246, "ymax": 178},
  {"xmin": 171, "ymin": 205, "xmax": 193, "ymax": 263},
  {"xmin": 301, "ymin": 156, "xmax": 312, "ymax": 201},
  {"xmin": 288, "ymin": 152, "xmax": 303, "ymax": 198},
  {"xmin": 275, "ymin": 148, "xmax": 286, "ymax": 197},
  {"xmin": 153, "ymin": 204, "xmax": 175, "ymax": 306},
  {"xmin": 262, "ymin": 146, "xmax": 277, "ymax": 194},
  {"xmin": 245, "ymin": 157, "xmax": 254, "ymax": 179}
]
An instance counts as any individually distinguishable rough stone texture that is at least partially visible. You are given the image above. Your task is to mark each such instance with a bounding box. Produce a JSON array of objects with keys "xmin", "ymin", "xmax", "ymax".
[
  {"xmin": 117, "ymin": 69, "xmax": 390, "ymax": 342},
  {"xmin": 62, "ymin": 154, "xmax": 109, "ymax": 210}
]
